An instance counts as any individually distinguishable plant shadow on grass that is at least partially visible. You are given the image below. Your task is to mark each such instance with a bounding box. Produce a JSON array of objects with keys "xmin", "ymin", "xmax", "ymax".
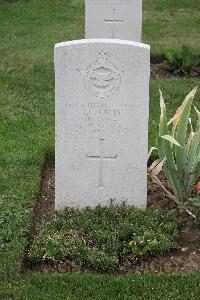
[{"xmin": 22, "ymin": 154, "xmax": 200, "ymax": 275}]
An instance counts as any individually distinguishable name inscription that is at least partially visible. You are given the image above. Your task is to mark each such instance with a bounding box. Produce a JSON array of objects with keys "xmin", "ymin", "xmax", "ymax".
[{"xmin": 66, "ymin": 101, "xmax": 134, "ymax": 136}]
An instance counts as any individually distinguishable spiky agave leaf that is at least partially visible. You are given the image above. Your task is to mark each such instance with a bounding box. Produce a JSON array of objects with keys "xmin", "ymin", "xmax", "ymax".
[
  {"xmin": 194, "ymin": 106, "xmax": 200, "ymax": 132},
  {"xmin": 174, "ymin": 87, "xmax": 198, "ymax": 175},
  {"xmin": 168, "ymin": 87, "xmax": 198, "ymax": 138},
  {"xmin": 161, "ymin": 135, "xmax": 182, "ymax": 147},
  {"xmin": 189, "ymin": 118, "xmax": 194, "ymax": 134},
  {"xmin": 196, "ymin": 108, "xmax": 200, "ymax": 158},
  {"xmin": 183, "ymin": 118, "xmax": 195, "ymax": 164},
  {"xmin": 151, "ymin": 87, "xmax": 199, "ymax": 216},
  {"xmin": 157, "ymin": 90, "xmax": 182, "ymax": 199},
  {"xmin": 159, "ymin": 89, "xmax": 168, "ymax": 136},
  {"xmin": 187, "ymin": 131, "xmax": 200, "ymax": 173},
  {"xmin": 187, "ymin": 110, "xmax": 200, "ymax": 190}
]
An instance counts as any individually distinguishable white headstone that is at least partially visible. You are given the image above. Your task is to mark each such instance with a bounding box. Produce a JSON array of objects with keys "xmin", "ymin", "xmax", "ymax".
[
  {"xmin": 85, "ymin": 0, "xmax": 142, "ymax": 41},
  {"xmin": 55, "ymin": 39, "xmax": 150, "ymax": 210}
]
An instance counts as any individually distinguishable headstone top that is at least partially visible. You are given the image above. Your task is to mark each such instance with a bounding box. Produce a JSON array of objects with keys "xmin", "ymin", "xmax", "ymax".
[{"xmin": 55, "ymin": 39, "xmax": 149, "ymax": 49}]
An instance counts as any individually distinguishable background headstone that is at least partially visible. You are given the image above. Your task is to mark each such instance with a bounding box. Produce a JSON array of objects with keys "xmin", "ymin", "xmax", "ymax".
[
  {"xmin": 55, "ymin": 39, "xmax": 150, "ymax": 210},
  {"xmin": 85, "ymin": 0, "xmax": 142, "ymax": 41}
]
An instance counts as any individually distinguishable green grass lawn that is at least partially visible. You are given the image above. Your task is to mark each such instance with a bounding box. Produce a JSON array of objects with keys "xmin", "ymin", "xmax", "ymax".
[
  {"xmin": 0, "ymin": 0, "xmax": 200, "ymax": 298},
  {"xmin": 0, "ymin": 0, "xmax": 199, "ymax": 57},
  {"xmin": 1, "ymin": 273, "xmax": 200, "ymax": 300},
  {"xmin": 143, "ymin": 0, "xmax": 200, "ymax": 55}
]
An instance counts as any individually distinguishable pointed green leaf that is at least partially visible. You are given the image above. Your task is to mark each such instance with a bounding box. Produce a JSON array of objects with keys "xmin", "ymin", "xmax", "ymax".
[
  {"xmin": 175, "ymin": 90, "xmax": 195, "ymax": 174},
  {"xmin": 188, "ymin": 155, "xmax": 200, "ymax": 188},
  {"xmin": 183, "ymin": 131, "xmax": 194, "ymax": 165},
  {"xmin": 157, "ymin": 136, "xmax": 183, "ymax": 200},
  {"xmin": 187, "ymin": 131, "xmax": 200, "ymax": 173},
  {"xmin": 161, "ymin": 135, "xmax": 182, "ymax": 147},
  {"xmin": 194, "ymin": 106, "xmax": 200, "ymax": 132},
  {"xmin": 159, "ymin": 90, "xmax": 168, "ymax": 136},
  {"xmin": 168, "ymin": 87, "xmax": 198, "ymax": 128}
]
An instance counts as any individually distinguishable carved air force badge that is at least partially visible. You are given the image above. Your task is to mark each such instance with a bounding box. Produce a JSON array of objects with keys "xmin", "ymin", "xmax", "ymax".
[{"xmin": 79, "ymin": 50, "xmax": 121, "ymax": 99}]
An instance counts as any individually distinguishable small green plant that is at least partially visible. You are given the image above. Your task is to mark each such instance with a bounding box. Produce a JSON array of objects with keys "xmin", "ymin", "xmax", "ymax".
[
  {"xmin": 164, "ymin": 45, "xmax": 200, "ymax": 75},
  {"xmin": 149, "ymin": 87, "xmax": 200, "ymax": 218},
  {"xmin": 128, "ymin": 232, "xmax": 158, "ymax": 257}
]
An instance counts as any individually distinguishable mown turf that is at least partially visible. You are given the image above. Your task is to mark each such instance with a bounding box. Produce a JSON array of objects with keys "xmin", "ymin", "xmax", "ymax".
[
  {"xmin": 143, "ymin": 0, "xmax": 200, "ymax": 55},
  {"xmin": 0, "ymin": 0, "xmax": 200, "ymax": 298},
  {"xmin": 1, "ymin": 273, "xmax": 200, "ymax": 300}
]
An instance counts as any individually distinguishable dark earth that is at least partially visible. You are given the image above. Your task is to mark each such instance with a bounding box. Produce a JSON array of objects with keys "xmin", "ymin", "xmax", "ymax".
[
  {"xmin": 151, "ymin": 64, "xmax": 200, "ymax": 79},
  {"xmin": 22, "ymin": 162, "xmax": 200, "ymax": 274}
]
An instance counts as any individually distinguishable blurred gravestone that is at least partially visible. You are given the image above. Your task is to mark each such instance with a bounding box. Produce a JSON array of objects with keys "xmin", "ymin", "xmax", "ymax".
[{"xmin": 85, "ymin": 0, "xmax": 142, "ymax": 41}]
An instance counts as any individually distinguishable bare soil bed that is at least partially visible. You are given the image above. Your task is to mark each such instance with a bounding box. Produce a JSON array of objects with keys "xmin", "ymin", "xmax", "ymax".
[
  {"xmin": 22, "ymin": 164, "xmax": 200, "ymax": 274},
  {"xmin": 150, "ymin": 55, "xmax": 200, "ymax": 78},
  {"xmin": 150, "ymin": 64, "xmax": 200, "ymax": 79}
]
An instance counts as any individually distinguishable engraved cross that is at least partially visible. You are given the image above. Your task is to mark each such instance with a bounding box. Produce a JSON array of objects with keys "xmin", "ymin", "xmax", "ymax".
[
  {"xmin": 86, "ymin": 139, "xmax": 117, "ymax": 188},
  {"xmin": 104, "ymin": 8, "xmax": 124, "ymax": 38}
]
